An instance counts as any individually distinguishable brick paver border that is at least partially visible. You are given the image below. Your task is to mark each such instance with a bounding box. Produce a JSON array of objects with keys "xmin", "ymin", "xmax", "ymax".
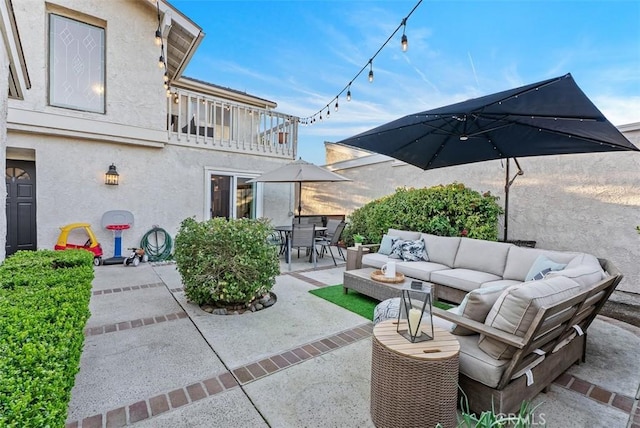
[
  {"xmin": 92, "ymin": 282, "xmax": 165, "ymax": 296},
  {"xmin": 69, "ymin": 265, "xmax": 639, "ymax": 427},
  {"xmin": 84, "ymin": 311, "xmax": 188, "ymax": 336},
  {"xmin": 66, "ymin": 323, "xmax": 372, "ymax": 427}
]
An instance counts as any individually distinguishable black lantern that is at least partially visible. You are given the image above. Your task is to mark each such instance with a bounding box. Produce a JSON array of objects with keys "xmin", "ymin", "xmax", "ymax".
[
  {"xmin": 105, "ymin": 164, "xmax": 119, "ymax": 185},
  {"xmin": 396, "ymin": 281, "xmax": 434, "ymax": 342}
]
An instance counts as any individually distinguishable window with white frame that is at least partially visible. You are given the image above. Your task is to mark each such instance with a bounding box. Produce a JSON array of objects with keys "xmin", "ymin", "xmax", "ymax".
[{"xmin": 49, "ymin": 13, "xmax": 105, "ymax": 113}]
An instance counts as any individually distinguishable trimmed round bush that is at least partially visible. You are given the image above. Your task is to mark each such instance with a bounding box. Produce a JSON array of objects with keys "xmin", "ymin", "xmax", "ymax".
[
  {"xmin": 174, "ymin": 217, "xmax": 280, "ymax": 306},
  {"xmin": 343, "ymin": 183, "xmax": 503, "ymax": 245}
]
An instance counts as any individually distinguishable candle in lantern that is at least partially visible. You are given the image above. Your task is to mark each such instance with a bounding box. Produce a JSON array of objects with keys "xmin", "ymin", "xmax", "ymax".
[{"xmin": 408, "ymin": 308, "xmax": 422, "ymax": 337}]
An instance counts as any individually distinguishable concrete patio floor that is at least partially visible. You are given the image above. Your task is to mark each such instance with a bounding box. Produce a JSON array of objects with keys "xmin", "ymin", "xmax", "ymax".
[{"xmin": 65, "ymin": 253, "xmax": 640, "ymax": 427}]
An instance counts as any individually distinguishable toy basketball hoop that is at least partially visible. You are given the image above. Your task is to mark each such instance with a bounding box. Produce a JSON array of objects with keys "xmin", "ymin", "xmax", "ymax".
[{"xmin": 101, "ymin": 210, "xmax": 134, "ymax": 265}]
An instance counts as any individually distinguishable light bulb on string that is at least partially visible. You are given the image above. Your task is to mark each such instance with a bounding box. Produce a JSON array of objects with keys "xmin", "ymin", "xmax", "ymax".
[
  {"xmin": 368, "ymin": 60, "xmax": 374, "ymax": 83},
  {"xmin": 347, "ymin": 83, "xmax": 352, "ymax": 101},
  {"xmin": 158, "ymin": 55, "xmax": 165, "ymax": 69},
  {"xmin": 155, "ymin": 29, "xmax": 162, "ymax": 46},
  {"xmin": 326, "ymin": 108, "xmax": 330, "ymax": 118},
  {"xmin": 163, "ymin": 72, "xmax": 169, "ymax": 83},
  {"xmin": 334, "ymin": 98, "xmax": 339, "ymax": 112},
  {"xmin": 401, "ymin": 18, "xmax": 408, "ymax": 52}
]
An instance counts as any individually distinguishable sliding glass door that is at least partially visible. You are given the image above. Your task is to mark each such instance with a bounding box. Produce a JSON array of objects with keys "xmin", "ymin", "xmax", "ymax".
[{"xmin": 209, "ymin": 172, "xmax": 261, "ymax": 219}]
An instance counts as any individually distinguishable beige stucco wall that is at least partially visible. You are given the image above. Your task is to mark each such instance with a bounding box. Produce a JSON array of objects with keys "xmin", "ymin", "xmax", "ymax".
[
  {"xmin": 8, "ymin": 131, "xmax": 296, "ymax": 256},
  {"xmin": 10, "ymin": 0, "xmax": 165, "ymax": 131},
  {"xmin": 312, "ymin": 134, "xmax": 640, "ymax": 294}
]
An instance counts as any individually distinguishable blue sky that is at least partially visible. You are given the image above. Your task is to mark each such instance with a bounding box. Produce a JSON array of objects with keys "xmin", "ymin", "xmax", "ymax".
[{"xmin": 171, "ymin": 0, "xmax": 640, "ymax": 165}]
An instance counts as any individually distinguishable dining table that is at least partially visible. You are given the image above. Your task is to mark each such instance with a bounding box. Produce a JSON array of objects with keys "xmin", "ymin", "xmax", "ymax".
[{"xmin": 274, "ymin": 225, "xmax": 327, "ymax": 264}]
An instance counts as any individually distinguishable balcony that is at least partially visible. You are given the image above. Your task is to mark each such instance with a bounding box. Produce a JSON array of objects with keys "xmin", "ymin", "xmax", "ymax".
[{"xmin": 167, "ymin": 88, "xmax": 297, "ymax": 159}]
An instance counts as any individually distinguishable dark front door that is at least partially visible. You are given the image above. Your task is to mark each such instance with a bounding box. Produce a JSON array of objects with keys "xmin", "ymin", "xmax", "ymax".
[{"xmin": 6, "ymin": 160, "xmax": 37, "ymax": 255}]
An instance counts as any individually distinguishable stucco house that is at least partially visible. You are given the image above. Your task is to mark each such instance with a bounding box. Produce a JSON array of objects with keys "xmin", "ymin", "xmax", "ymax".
[{"xmin": 3, "ymin": 0, "xmax": 299, "ymax": 260}]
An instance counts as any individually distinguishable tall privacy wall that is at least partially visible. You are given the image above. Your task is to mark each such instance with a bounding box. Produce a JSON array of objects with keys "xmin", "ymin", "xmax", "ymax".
[{"xmin": 309, "ymin": 128, "xmax": 640, "ymax": 294}]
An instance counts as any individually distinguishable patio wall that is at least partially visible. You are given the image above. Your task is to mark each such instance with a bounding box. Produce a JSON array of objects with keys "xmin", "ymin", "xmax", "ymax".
[{"xmin": 307, "ymin": 126, "xmax": 640, "ymax": 295}]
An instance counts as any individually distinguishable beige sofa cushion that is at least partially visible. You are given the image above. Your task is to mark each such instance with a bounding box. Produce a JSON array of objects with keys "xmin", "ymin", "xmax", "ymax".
[
  {"xmin": 396, "ymin": 261, "xmax": 449, "ymax": 282},
  {"xmin": 546, "ymin": 253, "xmax": 605, "ymax": 287},
  {"xmin": 502, "ymin": 247, "xmax": 579, "ymax": 281},
  {"xmin": 388, "ymin": 228, "xmax": 421, "ymax": 241},
  {"xmin": 478, "ymin": 276, "xmax": 582, "ymax": 359},
  {"xmin": 453, "ymin": 238, "xmax": 513, "ymax": 277},
  {"xmin": 420, "ymin": 234, "xmax": 461, "ymax": 267},
  {"xmin": 430, "ymin": 269, "xmax": 502, "ymax": 293},
  {"xmin": 361, "ymin": 252, "xmax": 390, "ymax": 269},
  {"xmin": 451, "ymin": 283, "xmax": 512, "ymax": 335}
]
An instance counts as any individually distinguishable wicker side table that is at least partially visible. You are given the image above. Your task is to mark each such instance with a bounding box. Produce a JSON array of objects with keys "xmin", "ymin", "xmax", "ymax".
[{"xmin": 371, "ymin": 320, "xmax": 460, "ymax": 428}]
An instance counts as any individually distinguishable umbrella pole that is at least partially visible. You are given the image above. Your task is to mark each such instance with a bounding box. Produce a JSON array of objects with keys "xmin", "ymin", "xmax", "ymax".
[
  {"xmin": 297, "ymin": 182, "xmax": 302, "ymax": 223},
  {"xmin": 503, "ymin": 158, "xmax": 524, "ymax": 242}
]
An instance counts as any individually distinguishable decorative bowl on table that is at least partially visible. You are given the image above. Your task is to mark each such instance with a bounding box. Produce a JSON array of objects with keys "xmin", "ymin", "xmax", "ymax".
[{"xmin": 370, "ymin": 270, "xmax": 405, "ymax": 283}]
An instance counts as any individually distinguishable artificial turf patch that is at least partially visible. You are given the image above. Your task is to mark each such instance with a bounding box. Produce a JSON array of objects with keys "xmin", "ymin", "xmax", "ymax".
[{"xmin": 309, "ymin": 285, "xmax": 453, "ymax": 321}]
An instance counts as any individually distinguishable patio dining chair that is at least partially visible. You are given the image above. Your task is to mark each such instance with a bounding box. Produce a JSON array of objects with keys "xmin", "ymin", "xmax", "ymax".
[
  {"xmin": 289, "ymin": 224, "xmax": 317, "ymax": 270},
  {"xmin": 315, "ymin": 220, "xmax": 346, "ymax": 266}
]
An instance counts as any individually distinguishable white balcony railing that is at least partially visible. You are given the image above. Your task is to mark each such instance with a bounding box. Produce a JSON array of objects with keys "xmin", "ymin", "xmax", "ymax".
[{"xmin": 166, "ymin": 88, "xmax": 297, "ymax": 159}]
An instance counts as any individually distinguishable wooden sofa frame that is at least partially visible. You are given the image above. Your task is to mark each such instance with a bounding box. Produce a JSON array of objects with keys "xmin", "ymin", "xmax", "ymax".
[{"xmin": 431, "ymin": 258, "xmax": 622, "ymax": 414}]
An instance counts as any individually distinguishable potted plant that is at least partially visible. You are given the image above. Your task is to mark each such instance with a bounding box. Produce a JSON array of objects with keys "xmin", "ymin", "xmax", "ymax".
[{"xmin": 353, "ymin": 234, "xmax": 365, "ymax": 248}]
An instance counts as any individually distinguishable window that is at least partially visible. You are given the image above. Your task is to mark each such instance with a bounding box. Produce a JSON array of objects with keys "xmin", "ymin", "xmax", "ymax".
[
  {"xmin": 208, "ymin": 172, "xmax": 262, "ymax": 219},
  {"xmin": 49, "ymin": 13, "xmax": 105, "ymax": 113}
]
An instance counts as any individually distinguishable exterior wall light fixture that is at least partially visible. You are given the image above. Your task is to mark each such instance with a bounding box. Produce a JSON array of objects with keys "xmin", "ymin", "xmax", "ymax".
[{"xmin": 105, "ymin": 164, "xmax": 119, "ymax": 185}]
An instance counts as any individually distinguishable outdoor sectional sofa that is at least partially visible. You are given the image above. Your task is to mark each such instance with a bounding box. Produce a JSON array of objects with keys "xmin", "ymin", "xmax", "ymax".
[{"xmin": 358, "ymin": 228, "xmax": 622, "ymax": 414}]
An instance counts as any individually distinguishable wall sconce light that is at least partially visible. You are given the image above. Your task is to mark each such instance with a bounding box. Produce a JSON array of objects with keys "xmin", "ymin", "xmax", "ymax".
[{"xmin": 105, "ymin": 164, "xmax": 119, "ymax": 185}]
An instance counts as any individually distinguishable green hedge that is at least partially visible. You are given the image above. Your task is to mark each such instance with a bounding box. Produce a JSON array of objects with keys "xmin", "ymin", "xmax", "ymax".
[
  {"xmin": 0, "ymin": 250, "xmax": 94, "ymax": 428},
  {"xmin": 175, "ymin": 217, "xmax": 280, "ymax": 306},
  {"xmin": 343, "ymin": 183, "xmax": 503, "ymax": 245}
]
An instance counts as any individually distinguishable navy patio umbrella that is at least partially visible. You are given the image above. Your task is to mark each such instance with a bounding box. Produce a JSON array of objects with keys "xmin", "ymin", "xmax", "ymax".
[{"xmin": 337, "ymin": 73, "xmax": 639, "ymax": 240}]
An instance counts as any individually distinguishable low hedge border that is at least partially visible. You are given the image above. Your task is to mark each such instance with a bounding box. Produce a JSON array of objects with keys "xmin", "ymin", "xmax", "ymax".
[{"xmin": 0, "ymin": 250, "xmax": 94, "ymax": 427}]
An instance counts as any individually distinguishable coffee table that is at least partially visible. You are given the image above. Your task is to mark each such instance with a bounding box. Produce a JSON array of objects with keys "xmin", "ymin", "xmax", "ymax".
[
  {"xmin": 343, "ymin": 267, "xmax": 436, "ymax": 302},
  {"xmin": 371, "ymin": 320, "xmax": 460, "ymax": 428}
]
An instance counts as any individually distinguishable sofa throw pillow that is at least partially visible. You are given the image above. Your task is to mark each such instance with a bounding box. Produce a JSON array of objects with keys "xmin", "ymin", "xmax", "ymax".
[
  {"xmin": 378, "ymin": 234, "xmax": 399, "ymax": 255},
  {"xmin": 451, "ymin": 284, "xmax": 511, "ymax": 335},
  {"xmin": 525, "ymin": 255, "xmax": 567, "ymax": 282},
  {"xmin": 389, "ymin": 239, "xmax": 404, "ymax": 259},
  {"xmin": 399, "ymin": 239, "xmax": 428, "ymax": 262}
]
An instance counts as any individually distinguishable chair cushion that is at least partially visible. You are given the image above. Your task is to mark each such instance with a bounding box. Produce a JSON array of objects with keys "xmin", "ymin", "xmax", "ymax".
[
  {"xmin": 396, "ymin": 261, "xmax": 449, "ymax": 282},
  {"xmin": 430, "ymin": 269, "xmax": 502, "ymax": 293},
  {"xmin": 378, "ymin": 234, "xmax": 399, "ymax": 255},
  {"xmin": 432, "ymin": 316, "xmax": 509, "ymax": 388},
  {"xmin": 421, "ymin": 234, "xmax": 460, "ymax": 267},
  {"xmin": 502, "ymin": 246, "xmax": 579, "ymax": 281},
  {"xmin": 451, "ymin": 284, "xmax": 512, "ymax": 335},
  {"xmin": 453, "ymin": 238, "xmax": 513, "ymax": 277},
  {"xmin": 545, "ymin": 253, "xmax": 605, "ymax": 287},
  {"xmin": 525, "ymin": 255, "xmax": 567, "ymax": 281},
  {"xmin": 478, "ymin": 276, "xmax": 583, "ymax": 359},
  {"xmin": 388, "ymin": 228, "xmax": 421, "ymax": 241}
]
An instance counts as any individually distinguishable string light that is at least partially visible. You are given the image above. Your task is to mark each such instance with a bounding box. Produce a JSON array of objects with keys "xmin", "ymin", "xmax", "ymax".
[
  {"xmin": 155, "ymin": 29, "xmax": 162, "ymax": 46},
  {"xmin": 401, "ymin": 18, "xmax": 408, "ymax": 52},
  {"xmin": 158, "ymin": 54, "xmax": 165, "ymax": 69},
  {"xmin": 301, "ymin": 0, "xmax": 423, "ymax": 124}
]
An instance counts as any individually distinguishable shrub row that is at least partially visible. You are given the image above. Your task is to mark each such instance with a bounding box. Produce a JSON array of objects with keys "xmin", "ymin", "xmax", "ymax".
[
  {"xmin": 175, "ymin": 217, "xmax": 280, "ymax": 306},
  {"xmin": 343, "ymin": 183, "xmax": 503, "ymax": 245},
  {"xmin": 0, "ymin": 250, "xmax": 94, "ymax": 428}
]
